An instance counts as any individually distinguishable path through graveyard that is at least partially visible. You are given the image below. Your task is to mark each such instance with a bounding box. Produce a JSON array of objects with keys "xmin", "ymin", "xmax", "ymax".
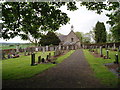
[{"xmin": 3, "ymin": 49, "xmax": 108, "ymax": 88}]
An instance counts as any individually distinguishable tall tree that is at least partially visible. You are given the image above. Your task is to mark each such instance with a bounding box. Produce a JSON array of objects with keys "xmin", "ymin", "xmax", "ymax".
[
  {"xmin": 1, "ymin": 2, "xmax": 77, "ymax": 46},
  {"xmin": 80, "ymin": 1, "xmax": 120, "ymax": 42},
  {"xmin": 40, "ymin": 31, "xmax": 61, "ymax": 46},
  {"xmin": 94, "ymin": 21, "xmax": 107, "ymax": 43}
]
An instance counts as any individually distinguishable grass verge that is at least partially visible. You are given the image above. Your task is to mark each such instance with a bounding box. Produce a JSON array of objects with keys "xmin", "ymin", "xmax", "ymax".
[
  {"xmin": 2, "ymin": 50, "xmax": 75, "ymax": 80},
  {"xmin": 83, "ymin": 49, "xmax": 118, "ymax": 88}
]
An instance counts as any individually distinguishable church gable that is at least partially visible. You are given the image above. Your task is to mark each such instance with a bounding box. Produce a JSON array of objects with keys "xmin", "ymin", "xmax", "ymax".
[{"xmin": 65, "ymin": 30, "xmax": 79, "ymax": 43}]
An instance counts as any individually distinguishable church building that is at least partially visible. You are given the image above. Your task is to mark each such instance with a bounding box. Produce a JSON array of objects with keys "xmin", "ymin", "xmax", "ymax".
[{"xmin": 58, "ymin": 25, "xmax": 81, "ymax": 50}]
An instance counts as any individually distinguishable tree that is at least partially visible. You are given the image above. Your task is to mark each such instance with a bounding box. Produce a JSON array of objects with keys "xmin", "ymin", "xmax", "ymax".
[
  {"xmin": 80, "ymin": 1, "xmax": 120, "ymax": 42},
  {"xmin": 75, "ymin": 32, "xmax": 83, "ymax": 43},
  {"xmin": 82, "ymin": 33, "xmax": 91, "ymax": 44},
  {"xmin": 1, "ymin": 2, "xmax": 78, "ymax": 46},
  {"xmin": 40, "ymin": 31, "xmax": 61, "ymax": 46},
  {"xmin": 94, "ymin": 21, "xmax": 107, "ymax": 43}
]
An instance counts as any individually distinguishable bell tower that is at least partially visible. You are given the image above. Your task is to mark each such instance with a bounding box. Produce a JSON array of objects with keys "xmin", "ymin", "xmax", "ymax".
[{"xmin": 71, "ymin": 25, "xmax": 74, "ymax": 31}]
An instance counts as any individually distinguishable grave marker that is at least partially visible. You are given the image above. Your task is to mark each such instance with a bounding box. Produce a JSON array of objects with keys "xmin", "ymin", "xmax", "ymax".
[
  {"xmin": 114, "ymin": 54, "xmax": 119, "ymax": 64},
  {"xmin": 38, "ymin": 56, "xmax": 41, "ymax": 63},
  {"xmin": 31, "ymin": 53, "xmax": 35, "ymax": 66},
  {"xmin": 106, "ymin": 50, "xmax": 109, "ymax": 59},
  {"xmin": 100, "ymin": 46, "xmax": 103, "ymax": 57}
]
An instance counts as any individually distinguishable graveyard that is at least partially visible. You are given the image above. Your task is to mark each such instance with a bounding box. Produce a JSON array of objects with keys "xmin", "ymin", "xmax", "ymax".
[
  {"xmin": 1, "ymin": 1, "xmax": 120, "ymax": 89},
  {"xmin": 2, "ymin": 47, "xmax": 75, "ymax": 79}
]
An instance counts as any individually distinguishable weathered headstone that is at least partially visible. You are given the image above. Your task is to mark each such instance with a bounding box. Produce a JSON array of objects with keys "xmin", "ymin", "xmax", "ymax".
[
  {"xmin": 35, "ymin": 47, "xmax": 38, "ymax": 52},
  {"xmin": 31, "ymin": 53, "xmax": 35, "ymax": 66},
  {"xmin": 46, "ymin": 46, "xmax": 48, "ymax": 51},
  {"xmin": 59, "ymin": 45, "xmax": 61, "ymax": 50},
  {"xmin": 42, "ymin": 47, "xmax": 45, "ymax": 53},
  {"xmin": 100, "ymin": 46, "xmax": 103, "ymax": 57},
  {"xmin": 106, "ymin": 50, "xmax": 109, "ymax": 59},
  {"xmin": 38, "ymin": 56, "xmax": 41, "ymax": 63},
  {"xmin": 113, "ymin": 43, "xmax": 116, "ymax": 50}
]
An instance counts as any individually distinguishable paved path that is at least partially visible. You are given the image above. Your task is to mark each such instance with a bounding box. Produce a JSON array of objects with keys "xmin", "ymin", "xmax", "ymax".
[{"xmin": 3, "ymin": 49, "xmax": 107, "ymax": 88}]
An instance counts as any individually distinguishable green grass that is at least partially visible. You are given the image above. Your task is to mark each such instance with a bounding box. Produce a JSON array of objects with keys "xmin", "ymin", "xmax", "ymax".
[
  {"xmin": 2, "ymin": 50, "xmax": 75, "ymax": 80},
  {"xmin": 83, "ymin": 49, "xmax": 119, "ymax": 88}
]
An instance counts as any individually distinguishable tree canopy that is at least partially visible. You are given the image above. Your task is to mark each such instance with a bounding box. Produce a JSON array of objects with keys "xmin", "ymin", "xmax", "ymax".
[
  {"xmin": 40, "ymin": 31, "xmax": 61, "ymax": 46},
  {"xmin": 1, "ymin": 2, "xmax": 78, "ymax": 46},
  {"xmin": 94, "ymin": 21, "xmax": 107, "ymax": 43}
]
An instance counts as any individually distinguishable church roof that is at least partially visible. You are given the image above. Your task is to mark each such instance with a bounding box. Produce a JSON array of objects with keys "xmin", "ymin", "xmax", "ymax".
[{"xmin": 58, "ymin": 35, "xmax": 67, "ymax": 41}]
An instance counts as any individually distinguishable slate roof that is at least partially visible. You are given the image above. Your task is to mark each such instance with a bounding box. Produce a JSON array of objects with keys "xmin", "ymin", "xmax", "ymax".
[{"xmin": 58, "ymin": 35, "xmax": 67, "ymax": 42}]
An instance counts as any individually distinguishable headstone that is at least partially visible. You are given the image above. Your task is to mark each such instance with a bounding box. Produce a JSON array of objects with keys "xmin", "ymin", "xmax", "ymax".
[
  {"xmin": 46, "ymin": 55, "xmax": 49, "ymax": 60},
  {"xmin": 67, "ymin": 46, "xmax": 69, "ymax": 50},
  {"xmin": 106, "ymin": 50, "xmax": 109, "ymax": 59},
  {"xmin": 16, "ymin": 45, "xmax": 19, "ymax": 53},
  {"xmin": 113, "ymin": 43, "xmax": 116, "ymax": 50},
  {"xmin": 38, "ymin": 56, "xmax": 41, "ymax": 63},
  {"xmin": 31, "ymin": 53, "xmax": 35, "ymax": 66},
  {"xmin": 114, "ymin": 54, "xmax": 119, "ymax": 64},
  {"xmin": 59, "ymin": 45, "xmax": 61, "ymax": 50},
  {"xmin": 41, "ymin": 58, "xmax": 45, "ymax": 63},
  {"xmin": 100, "ymin": 46, "xmax": 103, "ymax": 57},
  {"xmin": 46, "ymin": 46, "xmax": 48, "ymax": 51},
  {"xmin": 108, "ymin": 46, "xmax": 110, "ymax": 50},
  {"xmin": 42, "ymin": 47, "xmax": 45, "ymax": 53},
  {"xmin": 2, "ymin": 51, "xmax": 6, "ymax": 60},
  {"xmin": 35, "ymin": 47, "xmax": 38, "ymax": 52}
]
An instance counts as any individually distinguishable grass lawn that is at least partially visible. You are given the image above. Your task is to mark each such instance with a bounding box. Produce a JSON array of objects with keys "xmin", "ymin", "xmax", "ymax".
[
  {"xmin": 83, "ymin": 49, "xmax": 119, "ymax": 88},
  {"xmin": 2, "ymin": 50, "xmax": 75, "ymax": 80}
]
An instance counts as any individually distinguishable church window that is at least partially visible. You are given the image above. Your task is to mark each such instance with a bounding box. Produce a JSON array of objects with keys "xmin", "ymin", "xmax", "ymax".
[{"xmin": 71, "ymin": 38, "xmax": 74, "ymax": 42}]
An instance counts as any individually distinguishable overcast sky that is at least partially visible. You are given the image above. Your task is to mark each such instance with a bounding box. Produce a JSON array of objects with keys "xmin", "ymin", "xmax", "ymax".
[{"xmin": 0, "ymin": 2, "xmax": 111, "ymax": 43}]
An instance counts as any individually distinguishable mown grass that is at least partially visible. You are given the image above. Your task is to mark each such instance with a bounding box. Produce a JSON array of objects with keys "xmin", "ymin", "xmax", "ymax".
[
  {"xmin": 83, "ymin": 49, "xmax": 119, "ymax": 88},
  {"xmin": 2, "ymin": 50, "xmax": 75, "ymax": 80}
]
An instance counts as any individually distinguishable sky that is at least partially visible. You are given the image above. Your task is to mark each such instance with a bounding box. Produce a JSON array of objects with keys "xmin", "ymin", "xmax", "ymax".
[{"xmin": 0, "ymin": 2, "xmax": 111, "ymax": 43}]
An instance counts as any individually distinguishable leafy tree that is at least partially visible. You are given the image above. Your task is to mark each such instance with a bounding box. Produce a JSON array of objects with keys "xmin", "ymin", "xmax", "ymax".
[
  {"xmin": 1, "ymin": 2, "xmax": 78, "ymax": 46},
  {"xmin": 80, "ymin": 1, "xmax": 120, "ymax": 42},
  {"xmin": 40, "ymin": 31, "xmax": 61, "ymax": 46},
  {"xmin": 75, "ymin": 32, "xmax": 83, "ymax": 43},
  {"xmin": 82, "ymin": 32, "xmax": 91, "ymax": 44},
  {"xmin": 94, "ymin": 21, "xmax": 107, "ymax": 43},
  {"xmin": 107, "ymin": 32, "xmax": 115, "ymax": 43}
]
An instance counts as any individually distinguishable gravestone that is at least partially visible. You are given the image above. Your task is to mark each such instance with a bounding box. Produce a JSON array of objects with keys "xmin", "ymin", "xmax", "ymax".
[
  {"xmin": 41, "ymin": 58, "xmax": 45, "ymax": 63},
  {"xmin": 38, "ymin": 56, "xmax": 41, "ymax": 63},
  {"xmin": 35, "ymin": 47, "xmax": 38, "ymax": 52},
  {"xmin": 108, "ymin": 46, "xmax": 110, "ymax": 50},
  {"xmin": 100, "ymin": 46, "xmax": 103, "ymax": 57},
  {"xmin": 42, "ymin": 47, "xmax": 45, "ymax": 53},
  {"xmin": 46, "ymin": 46, "xmax": 48, "ymax": 51},
  {"xmin": 31, "ymin": 53, "xmax": 35, "ymax": 66},
  {"xmin": 113, "ymin": 43, "xmax": 116, "ymax": 50},
  {"xmin": 59, "ymin": 45, "xmax": 61, "ymax": 50},
  {"xmin": 114, "ymin": 54, "xmax": 119, "ymax": 64},
  {"xmin": 16, "ymin": 45, "xmax": 19, "ymax": 53},
  {"xmin": 106, "ymin": 50, "xmax": 109, "ymax": 59}
]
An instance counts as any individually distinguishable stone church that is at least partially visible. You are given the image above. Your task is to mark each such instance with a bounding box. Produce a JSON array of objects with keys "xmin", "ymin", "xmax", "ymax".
[{"xmin": 58, "ymin": 25, "xmax": 81, "ymax": 50}]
